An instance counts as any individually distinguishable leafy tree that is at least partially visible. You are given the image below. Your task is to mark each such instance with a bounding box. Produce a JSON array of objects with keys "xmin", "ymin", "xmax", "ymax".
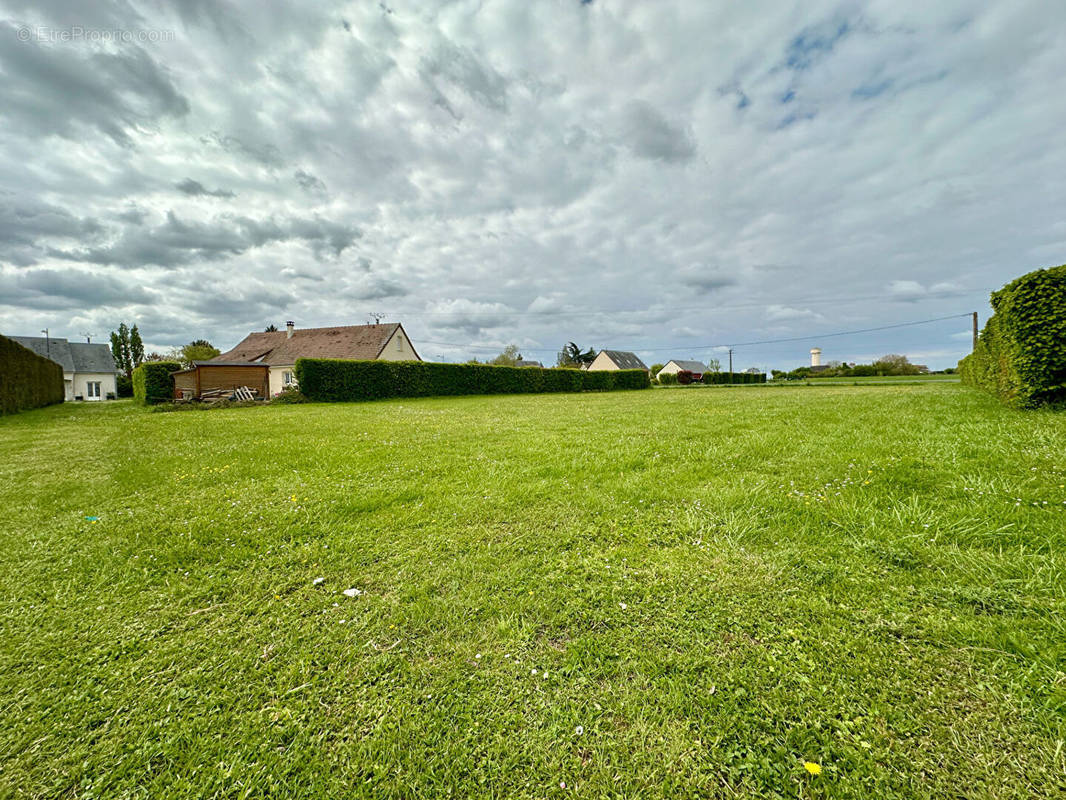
[
  {"xmin": 873, "ymin": 354, "xmax": 920, "ymax": 376},
  {"xmin": 649, "ymin": 363, "xmax": 664, "ymax": 378},
  {"xmin": 490, "ymin": 345, "xmax": 522, "ymax": 367},
  {"xmin": 110, "ymin": 323, "xmax": 134, "ymax": 378},
  {"xmin": 129, "ymin": 325, "xmax": 145, "ymax": 369},
  {"xmin": 265, "ymin": 324, "xmax": 279, "ymax": 332},
  {"xmin": 178, "ymin": 340, "xmax": 221, "ymax": 368},
  {"xmin": 557, "ymin": 341, "xmax": 596, "ymax": 367},
  {"xmin": 706, "ymin": 358, "xmax": 721, "ymax": 373}
]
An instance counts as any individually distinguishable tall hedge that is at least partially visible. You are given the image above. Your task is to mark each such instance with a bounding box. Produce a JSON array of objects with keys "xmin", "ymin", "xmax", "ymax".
[
  {"xmin": 959, "ymin": 264, "xmax": 1066, "ymax": 408},
  {"xmin": 132, "ymin": 361, "xmax": 181, "ymax": 405},
  {"xmin": 0, "ymin": 334, "xmax": 64, "ymax": 415},
  {"xmin": 294, "ymin": 360, "xmax": 649, "ymax": 402}
]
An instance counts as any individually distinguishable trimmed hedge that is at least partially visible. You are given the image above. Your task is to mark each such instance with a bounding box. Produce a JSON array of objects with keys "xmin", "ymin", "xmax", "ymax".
[
  {"xmin": 703, "ymin": 371, "xmax": 767, "ymax": 385},
  {"xmin": 0, "ymin": 334, "xmax": 64, "ymax": 415},
  {"xmin": 132, "ymin": 361, "xmax": 181, "ymax": 405},
  {"xmin": 294, "ymin": 360, "xmax": 649, "ymax": 402},
  {"xmin": 959, "ymin": 264, "xmax": 1066, "ymax": 408}
]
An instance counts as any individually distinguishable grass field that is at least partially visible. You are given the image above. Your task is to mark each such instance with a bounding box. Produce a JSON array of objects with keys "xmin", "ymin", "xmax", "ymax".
[{"xmin": 2, "ymin": 385, "xmax": 1064, "ymax": 798}]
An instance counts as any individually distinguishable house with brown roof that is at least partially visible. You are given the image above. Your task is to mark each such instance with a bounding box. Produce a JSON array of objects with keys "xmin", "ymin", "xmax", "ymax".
[{"xmin": 177, "ymin": 321, "xmax": 420, "ymax": 398}]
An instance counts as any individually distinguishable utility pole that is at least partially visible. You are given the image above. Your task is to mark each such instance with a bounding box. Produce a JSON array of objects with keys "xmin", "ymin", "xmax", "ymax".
[
  {"xmin": 972, "ymin": 312, "xmax": 978, "ymax": 352},
  {"xmin": 40, "ymin": 328, "xmax": 50, "ymax": 359},
  {"xmin": 728, "ymin": 348, "xmax": 734, "ymax": 382}
]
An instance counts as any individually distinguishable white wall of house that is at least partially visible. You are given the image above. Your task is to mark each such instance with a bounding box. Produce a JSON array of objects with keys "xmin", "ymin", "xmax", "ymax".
[
  {"xmin": 378, "ymin": 328, "xmax": 417, "ymax": 361},
  {"xmin": 657, "ymin": 361, "xmax": 705, "ymax": 376},
  {"xmin": 587, "ymin": 351, "xmax": 618, "ymax": 371},
  {"xmin": 62, "ymin": 372, "xmax": 74, "ymax": 401},
  {"xmin": 268, "ymin": 366, "xmax": 298, "ymax": 397},
  {"xmin": 72, "ymin": 372, "xmax": 117, "ymax": 401}
]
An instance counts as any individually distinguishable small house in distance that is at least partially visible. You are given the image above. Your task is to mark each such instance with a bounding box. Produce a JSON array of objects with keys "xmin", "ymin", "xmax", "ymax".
[
  {"xmin": 10, "ymin": 336, "xmax": 120, "ymax": 401},
  {"xmin": 197, "ymin": 321, "xmax": 420, "ymax": 397},
  {"xmin": 658, "ymin": 359, "xmax": 707, "ymax": 377},
  {"xmin": 587, "ymin": 350, "xmax": 648, "ymax": 372}
]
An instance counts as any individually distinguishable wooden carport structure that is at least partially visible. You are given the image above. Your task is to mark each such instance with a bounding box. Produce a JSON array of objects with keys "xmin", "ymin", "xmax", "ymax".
[{"xmin": 171, "ymin": 362, "xmax": 270, "ymax": 400}]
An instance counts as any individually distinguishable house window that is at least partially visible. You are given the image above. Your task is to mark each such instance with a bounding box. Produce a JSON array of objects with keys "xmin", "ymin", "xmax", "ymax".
[
  {"xmin": 283, "ymin": 371, "xmax": 294, "ymax": 385},
  {"xmin": 86, "ymin": 381, "xmax": 101, "ymax": 399},
  {"xmin": 397, "ymin": 335, "xmax": 403, "ymax": 352}
]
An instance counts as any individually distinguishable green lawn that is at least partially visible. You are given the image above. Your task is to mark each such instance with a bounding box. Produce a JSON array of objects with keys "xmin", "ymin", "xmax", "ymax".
[{"xmin": 1, "ymin": 386, "xmax": 1063, "ymax": 798}]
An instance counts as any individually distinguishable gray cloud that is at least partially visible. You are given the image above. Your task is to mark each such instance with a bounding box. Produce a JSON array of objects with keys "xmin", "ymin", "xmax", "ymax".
[
  {"xmin": 619, "ymin": 100, "xmax": 696, "ymax": 163},
  {"xmin": 0, "ymin": 25, "xmax": 188, "ymax": 146},
  {"xmin": 49, "ymin": 211, "xmax": 359, "ymax": 267},
  {"xmin": 0, "ymin": 267, "xmax": 155, "ymax": 309},
  {"xmin": 175, "ymin": 178, "xmax": 235, "ymax": 198}
]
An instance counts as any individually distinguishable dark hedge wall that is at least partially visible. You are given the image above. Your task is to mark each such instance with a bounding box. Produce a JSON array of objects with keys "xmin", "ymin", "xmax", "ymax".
[
  {"xmin": 132, "ymin": 361, "xmax": 181, "ymax": 405},
  {"xmin": 959, "ymin": 264, "xmax": 1066, "ymax": 408},
  {"xmin": 294, "ymin": 360, "xmax": 649, "ymax": 402},
  {"xmin": 0, "ymin": 334, "xmax": 65, "ymax": 415}
]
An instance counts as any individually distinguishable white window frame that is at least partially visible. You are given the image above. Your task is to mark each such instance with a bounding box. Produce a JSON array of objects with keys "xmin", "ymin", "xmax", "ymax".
[
  {"xmin": 86, "ymin": 381, "xmax": 101, "ymax": 399},
  {"xmin": 283, "ymin": 371, "xmax": 294, "ymax": 386}
]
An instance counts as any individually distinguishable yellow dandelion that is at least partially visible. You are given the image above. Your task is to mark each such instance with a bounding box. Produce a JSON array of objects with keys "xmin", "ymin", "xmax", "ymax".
[{"xmin": 804, "ymin": 761, "xmax": 822, "ymax": 775}]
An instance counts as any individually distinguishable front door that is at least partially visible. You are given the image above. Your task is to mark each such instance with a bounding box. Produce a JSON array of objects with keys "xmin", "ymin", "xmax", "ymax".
[{"xmin": 86, "ymin": 381, "xmax": 101, "ymax": 400}]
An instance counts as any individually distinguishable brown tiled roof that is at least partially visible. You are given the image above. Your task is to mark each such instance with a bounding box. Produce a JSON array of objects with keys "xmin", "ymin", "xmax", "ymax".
[{"xmin": 212, "ymin": 323, "xmax": 409, "ymax": 366}]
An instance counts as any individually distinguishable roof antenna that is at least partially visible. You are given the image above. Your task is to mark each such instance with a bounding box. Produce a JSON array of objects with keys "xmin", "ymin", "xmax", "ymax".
[
  {"xmin": 81, "ymin": 332, "xmax": 94, "ymax": 343},
  {"xmin": 368, "ymin": 312, "xmax": 384, "ymax": 325}
]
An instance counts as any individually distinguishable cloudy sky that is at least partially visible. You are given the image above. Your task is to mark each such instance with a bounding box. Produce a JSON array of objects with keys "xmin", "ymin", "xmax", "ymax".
[{"xmin": 2, "ymin": 0, "xmax": 1064, "ymax": 370}]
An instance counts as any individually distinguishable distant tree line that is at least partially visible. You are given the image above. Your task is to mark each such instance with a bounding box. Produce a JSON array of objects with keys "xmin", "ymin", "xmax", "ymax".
[{"xmin": 770, "ymin": 354, "xmax": 946, "ymax": 380}]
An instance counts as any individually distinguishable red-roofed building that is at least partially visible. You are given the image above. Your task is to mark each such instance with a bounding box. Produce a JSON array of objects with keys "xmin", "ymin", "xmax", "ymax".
[{"xmin": 194, "ymin": 321, "xmax": 420, "ymax": 397}]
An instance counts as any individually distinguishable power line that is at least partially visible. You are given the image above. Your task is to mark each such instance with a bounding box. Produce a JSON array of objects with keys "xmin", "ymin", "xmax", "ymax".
[
  {"xmin": 415, "ymin": 312, "xmax": 973, "ymax": 355},
  {"xmin": 378, "ymin": 289, "xmax": 986, "ymax": 319}
]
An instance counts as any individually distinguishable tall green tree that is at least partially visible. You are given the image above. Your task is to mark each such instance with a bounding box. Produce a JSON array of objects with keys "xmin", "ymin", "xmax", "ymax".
[
  {"xmin": 109, "ymin": 323, "xmax": 134, "ymax": 377},
  {"xmin": 129, "ymin": 325, "xmax": 145, "ymax": 369}
]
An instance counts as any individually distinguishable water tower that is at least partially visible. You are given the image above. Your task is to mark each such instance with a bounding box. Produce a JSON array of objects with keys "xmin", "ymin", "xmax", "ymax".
[{"xmin": 810, "ymin": 348, "xmax": 822, "ymax": 367}]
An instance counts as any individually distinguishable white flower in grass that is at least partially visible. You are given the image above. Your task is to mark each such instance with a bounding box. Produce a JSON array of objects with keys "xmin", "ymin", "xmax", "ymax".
[
  {"xmin": 342, "ymin": 588, "xmax": 362, "ymax": 597},
  {"xmin": 475, "ymin": 653, "xmax": 482, "ymax": 660},
  {"xmin": 531, "ymin": 668, "xmax": 538, "ymax": 675},
  {"xmin": 313, "ymin": 577, "xmax": 325, "ymax": 585},
  {"xmin": 575, "ymin": 725, "xmax": 584, "ymax": 735},
  {"xmin": 619, "ymin": 602, "xmax": 627, "ymax": 610}
]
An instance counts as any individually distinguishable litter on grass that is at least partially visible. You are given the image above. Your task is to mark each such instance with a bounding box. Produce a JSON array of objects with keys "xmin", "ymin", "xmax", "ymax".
[
  {"xmin": 342, "ymin": 587, "xmax": 362, "ymax": 597},
  {"xmin": 313, "ymin": 577, "xmax": 325, "ymax": 585},
  {"xmin": 84, "ymin": 516, "xmax": 100, "ymax": 522}
]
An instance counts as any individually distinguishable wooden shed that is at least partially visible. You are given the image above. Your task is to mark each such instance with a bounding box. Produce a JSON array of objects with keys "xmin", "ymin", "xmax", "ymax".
[{"xmin": 172, "ymin": 362, "xmax": 270, "ymax": 400}]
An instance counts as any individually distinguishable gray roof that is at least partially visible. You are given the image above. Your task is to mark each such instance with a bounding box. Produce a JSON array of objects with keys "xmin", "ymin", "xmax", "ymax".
[
  {"xmin": 9, "ymin": 336, "xmax": 118, "ymax": 374},
  {"xmin": 515, "ymin": 359, "xmax": 543, "ymax": 368},
  {"xmin": 600, "ymin": 350, "xmax": 648, "ymax": 370},
  {"xmin": 667, "ymin": 359, "xmax": 707, "ymax": 372},
  {"xmin": 10, "ymin": 336, "xmax": 76, "ymax": 371},
  {"xmin": 69, "ymin": 342, "xmax": 121, "ymax": 373}
]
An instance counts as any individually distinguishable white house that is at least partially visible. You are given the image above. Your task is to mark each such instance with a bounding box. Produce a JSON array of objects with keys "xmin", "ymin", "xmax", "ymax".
[
  {"xmin": 587, "ymin": 350, "xmax": 648, "ymax": 372},
  {"xmin": 658, "ymin": 359, "xmax": 707, "ymax": 377},
  {"xmin": 210, "ymin": 321, "xmax": 421, "ymax": 396},
  {"xmin": 10, "ymin": 336, "xmax": 120, "ymax": 401}
]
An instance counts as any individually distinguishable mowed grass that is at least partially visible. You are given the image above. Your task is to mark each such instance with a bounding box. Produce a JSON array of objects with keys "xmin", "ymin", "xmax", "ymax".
[{"xmin": 1, "ymin": 385, "xmax": 1064, "ymax": 798}]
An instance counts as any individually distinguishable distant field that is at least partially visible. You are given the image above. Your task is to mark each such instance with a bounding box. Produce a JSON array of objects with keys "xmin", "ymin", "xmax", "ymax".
[{"xmin": 2, "ymin": 386, "xmax": 1063, "ymax": 798}]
